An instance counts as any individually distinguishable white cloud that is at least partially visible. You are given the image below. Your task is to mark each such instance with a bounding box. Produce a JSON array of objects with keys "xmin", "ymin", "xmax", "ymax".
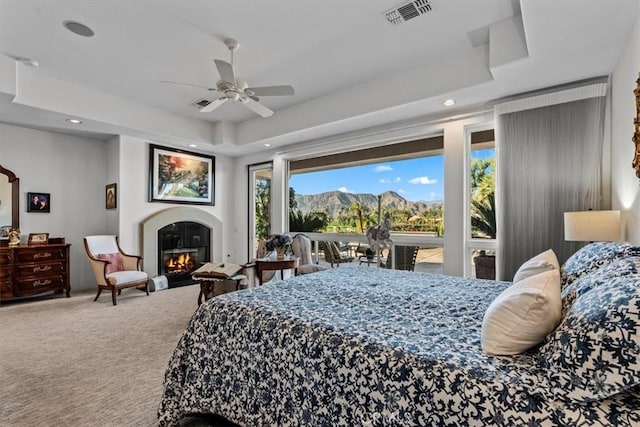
[
  {"xmin": 379, "ymin": 178, "xmax": 390, "ymax": 184},
  {"xmin": 337, "ymin": 186, "xmax": 350, "ymax": 193},
  {"xmin": 374, "ymin": 165, "xmax": 393, "ymax": 172},
  {"xmin": 409, "ymin": 176, "xmax": 438, "ymax": 185},
  {"xmin": 395, "ymin": 177, "xmax": 402, "ymax": 182},
  {"xmin": 398, "ymin": 189, "xmax": 408, "ymax": 194}
]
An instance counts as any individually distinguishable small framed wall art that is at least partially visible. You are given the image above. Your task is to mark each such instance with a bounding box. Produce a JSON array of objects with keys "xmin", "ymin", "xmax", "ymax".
[
  {"xmin": 106, "ymin": 183, "xmax": 117, "ymax": 209},
  {"xmin": 27, "ymin": 192, "xmax": 50, "ymax": 213}
]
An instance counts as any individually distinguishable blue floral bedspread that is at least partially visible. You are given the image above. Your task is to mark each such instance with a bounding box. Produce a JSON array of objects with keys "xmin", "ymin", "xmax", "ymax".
[{"xmin": 158, "ymin": 266, "xmax": 640, "ymax": 426}]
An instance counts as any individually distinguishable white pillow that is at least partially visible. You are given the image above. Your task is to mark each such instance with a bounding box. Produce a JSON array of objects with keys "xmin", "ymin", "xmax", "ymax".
[
  {"xmin": 512, "ymin": 249, "xmax": 560, "ymax": 283},
  {"xmin": 482, "ymin": 269, "xmax": 561, "ymax": 355}
]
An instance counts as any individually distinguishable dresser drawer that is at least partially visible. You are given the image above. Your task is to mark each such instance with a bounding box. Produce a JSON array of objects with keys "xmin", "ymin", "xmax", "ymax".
[
  {"xmin": 0, "ymin": 249, "xmax": 10, "ymax": 264},
  {"xmin": 15, "ymin": 247, "xmax": 66, "ymax": 263},
  {"xmin": 0, "ymin": 278, "xmax": 12, "ymax": 299},
  {"xmin": 15, "ymin": 262, "xmax": 65, "ymax": 279},
  {"xmin": 13, "ymin": 275, "xmax": 66, "ymax": 296},
  {"xmin": 0, "ymin": 265, "xmax": 11, "ymax": 281}
]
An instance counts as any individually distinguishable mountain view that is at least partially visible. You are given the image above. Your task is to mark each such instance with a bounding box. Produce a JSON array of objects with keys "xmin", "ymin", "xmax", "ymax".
[{"xmin": 294, "ymin": 190, "xmax": 442, "ymax": 219}]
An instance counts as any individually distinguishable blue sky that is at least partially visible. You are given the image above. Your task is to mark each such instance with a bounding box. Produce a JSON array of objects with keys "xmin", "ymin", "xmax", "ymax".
[{"xmin": 290, "ymin": 148, "xmax": 494, "ymax": 203}]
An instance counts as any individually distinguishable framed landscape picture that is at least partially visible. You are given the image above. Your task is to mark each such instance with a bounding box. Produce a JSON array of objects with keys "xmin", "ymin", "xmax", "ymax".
[{"xmin": 148, "ymin": 144, "xmax": 215, "ymax": 205}]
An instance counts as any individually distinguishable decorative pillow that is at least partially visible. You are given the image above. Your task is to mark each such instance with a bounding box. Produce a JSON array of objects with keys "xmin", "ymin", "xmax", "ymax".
[
  {"xmin": 482, "ymin": 269, "xmax": 561, "ymax": 355},
  {"xmin": 512, "ymin": 249, "xmax": 559, "ymax": 283},
  {"xmin": 561, "ymin": 256, "xmax": 640, "ymax": 316},
  {"xmin": 560, "ymin": 242, "xmax": 636, "ymax": 286},
  {"xmin": 96, "ymin": 253, "xmax": 124, "ymax": 274},
  {"xmin": 539, "ymin": 273, "xmax": 640, "ymax": 402}
]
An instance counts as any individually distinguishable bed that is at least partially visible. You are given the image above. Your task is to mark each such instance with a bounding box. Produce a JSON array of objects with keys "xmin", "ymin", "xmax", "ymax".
[{"xmin": 158, "ymin": 242, "xmax": 640, "ymax": 426}]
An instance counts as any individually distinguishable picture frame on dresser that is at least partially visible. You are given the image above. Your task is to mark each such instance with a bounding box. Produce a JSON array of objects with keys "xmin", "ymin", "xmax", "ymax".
[
  {"xmin": 27, "ymin": 192, "xmax": 51, "ymax": 213},
  {"xmin": 148, "ymin": 144, "xmax": 215, "ymax": 206},
  {"xmin": 28, "ymin": 233, "xmax": 49, "ymax": 245}
]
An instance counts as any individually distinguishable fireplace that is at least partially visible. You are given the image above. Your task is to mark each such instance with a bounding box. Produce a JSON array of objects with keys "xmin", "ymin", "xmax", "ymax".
[{"xmin": 158, "ymin": 221, "xmax": 210, "ymax": 288}]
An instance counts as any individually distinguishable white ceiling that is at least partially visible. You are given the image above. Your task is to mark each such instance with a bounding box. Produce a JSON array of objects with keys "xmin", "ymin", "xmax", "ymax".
[{"xmin": 0, "ymin": 0, "xmax": 637, "ymax": 156}]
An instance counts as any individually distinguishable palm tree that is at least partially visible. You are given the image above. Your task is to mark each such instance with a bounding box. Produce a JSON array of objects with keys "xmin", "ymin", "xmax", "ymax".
[
  {"xmin": 347, "ymin": 202, "xmax": 368, "ymax": 233},
  {"xmin": 471, "ymin": 191, "xmax": 496, "ymax": 239},
  {"xmin": 470, "ymin": 157, "xmax": 496, "ymax": 239},
  {"xmin": 289, "ymin": 210, "xmax": 329, "ymax": 232}
]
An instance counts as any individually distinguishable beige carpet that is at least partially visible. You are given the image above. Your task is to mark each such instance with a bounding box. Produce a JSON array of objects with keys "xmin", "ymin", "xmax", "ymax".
[{"xmin": 0, "ymin": 284, "xmax": 230, "ymax": 427}]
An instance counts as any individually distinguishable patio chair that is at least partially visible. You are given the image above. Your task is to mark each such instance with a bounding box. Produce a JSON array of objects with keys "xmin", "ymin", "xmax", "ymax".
[
  {"xmin": 379, "ymin": 245, "xmax": 419, "ymax": 271},
  {"xmin": 291, "ymin": 234, "xmax": 329, "ymax": 275},
  {"xmin": 319, "ymin": 241, "xmax": 354, "ymax": 267}
]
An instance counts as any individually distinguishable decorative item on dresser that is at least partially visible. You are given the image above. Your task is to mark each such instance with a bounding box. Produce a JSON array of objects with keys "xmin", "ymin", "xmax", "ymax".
[{"xmin": 0, "ymin": 237, "xmax": 71, "ymax": 302}]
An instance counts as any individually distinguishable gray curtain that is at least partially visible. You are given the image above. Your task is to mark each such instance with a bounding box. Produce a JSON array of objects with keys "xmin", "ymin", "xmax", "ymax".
[{"xmin": 496, "ymin": 93, "xmax": 606, "ymax": 280}]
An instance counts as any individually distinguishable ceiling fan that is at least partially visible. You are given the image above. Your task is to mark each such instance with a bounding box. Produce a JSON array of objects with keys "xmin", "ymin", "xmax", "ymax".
[{"xmin": 162, "ymin": 38, "xmax": 295, "ymax": 118}]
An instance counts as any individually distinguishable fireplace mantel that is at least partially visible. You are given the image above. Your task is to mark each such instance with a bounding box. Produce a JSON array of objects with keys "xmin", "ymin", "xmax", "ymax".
[{"xmin": 141, "ymin": 207, "xmax": 223, "ymax": 279}]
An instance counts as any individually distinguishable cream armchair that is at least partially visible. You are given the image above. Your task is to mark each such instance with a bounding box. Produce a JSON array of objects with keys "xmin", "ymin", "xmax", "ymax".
[
  {"xmin": 83, "ymin": 235, "xmax": 149, "ymax": 305},
  {"xmin": 291, "ymin": 233, "xmax": 328, "ymax": 275}
]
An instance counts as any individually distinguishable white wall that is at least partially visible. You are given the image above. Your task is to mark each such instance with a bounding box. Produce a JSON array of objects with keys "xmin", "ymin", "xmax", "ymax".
[
  {"xmin": 115, "ymin": 136, "xmax": 236, "ymax": 273},
  {"xmin": 611, "ymin": 6, "xmax": 640, "ymax": 244},
  {"xmin": 0, "ymin": 125, "xmax": 237, "ymax": 293},
  {"xmin": 0, "ymin": 123, "xmax": 110, "ymax": 291}
]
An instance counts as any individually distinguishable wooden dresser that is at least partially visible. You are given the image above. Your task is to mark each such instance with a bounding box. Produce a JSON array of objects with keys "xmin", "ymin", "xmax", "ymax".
[{"xmin": 0, "ymin": 238, "xmax": 71, "ymax": 302}]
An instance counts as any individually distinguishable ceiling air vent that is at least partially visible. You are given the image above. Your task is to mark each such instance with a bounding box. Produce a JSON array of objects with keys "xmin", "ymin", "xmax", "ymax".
[
  {"xmin": 192, "ymin": 99, "xmax": 211, "ymax": 108},
  {"xmin": 385, "ymin": 0, "xmax": 432, "ymax": 25}
]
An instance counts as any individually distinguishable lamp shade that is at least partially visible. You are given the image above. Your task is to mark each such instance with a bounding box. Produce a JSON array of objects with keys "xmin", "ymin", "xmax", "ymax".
[{"xmin": 564, "ymin": 210, "xmax": 621, "ymax": 242}]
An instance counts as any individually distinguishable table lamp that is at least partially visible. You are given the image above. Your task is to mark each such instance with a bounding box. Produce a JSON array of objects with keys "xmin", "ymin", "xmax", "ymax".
[{"xmin": 564, "ymin": 210, "xmax": 621, "ymax": 242}]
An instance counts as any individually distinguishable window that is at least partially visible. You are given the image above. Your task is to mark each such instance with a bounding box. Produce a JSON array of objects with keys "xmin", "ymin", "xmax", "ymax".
[
  {"xmin": 289, "ymin": 137, "xmax": 444, "ymax": 236},
  {"xmin": 288, "ymin": 136, "xmax": 445, "ymax": 273},
  {"xmin": 248, "ymin": 163, "xmax": 272, "ymax": 259},
  {"xmin": 467, "ymin": 129, "xmax": 496, "ymax": 278}
]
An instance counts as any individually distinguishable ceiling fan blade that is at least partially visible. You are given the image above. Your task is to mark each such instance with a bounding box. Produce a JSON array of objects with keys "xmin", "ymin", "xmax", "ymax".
[
  {"xmin": 160, "ymin": 80, "xmax": 216, "ymax": 91},
  {"xmin": 214, "ymin": 59, "xmax": 235, "ymax": 84},
  {"xmin": 199, "ymin": 97, "xmax": 228, "ymax": 113},
  {"xmin": 243, "ymin": 98, "xmax": 273, "ymax": 118},
  {"xmin": 247, "ymin": 85, "xmax": 295, "ymax": 97}
]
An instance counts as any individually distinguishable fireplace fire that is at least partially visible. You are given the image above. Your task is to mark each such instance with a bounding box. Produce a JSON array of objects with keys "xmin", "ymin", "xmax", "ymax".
[{"xmin": 164, "ymin": 251, "xmax": 196, "ymax": 274}]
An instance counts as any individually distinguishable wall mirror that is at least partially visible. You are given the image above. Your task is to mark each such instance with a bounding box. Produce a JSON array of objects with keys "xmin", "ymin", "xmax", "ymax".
[
  {"xmin": 633, "ymin": 72, "xmax": 640, "ymax": 179},
  {"xmin": 0, "ymin": 164, "xmax": 20, "ymax": 233}
]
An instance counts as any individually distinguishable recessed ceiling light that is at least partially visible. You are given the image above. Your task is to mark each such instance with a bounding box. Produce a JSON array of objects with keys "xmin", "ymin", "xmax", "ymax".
[
  {"xmin": 188, "ymin": 144, "xmax": 198, "ymax": 148},
  {"xmin": 443, "ymin": 99, "xmax": 456, "ymax": 107},
  {"xmin": 264, "ymin": 143, "xmax": 271, "ymax": 147},
  {"xmin": 66, "ymin": 119, "xmax": 82, "ymax": 124},
  {"xmin": 63, "ymin": 20, "xmax": 95, "ymax": 37}
]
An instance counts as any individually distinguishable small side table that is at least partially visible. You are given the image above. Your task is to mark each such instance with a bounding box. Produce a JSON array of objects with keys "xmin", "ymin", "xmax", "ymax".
[
  {"xmin": 192, "ymin": 262, "xmax": 255, "ymax": 306},
  {"xmin": 195, "ymin": 274, "xmax": 247, "ymax": 306},
  {"xmin": 255, "ymin": 256, "xmax": 299, "ymax": 285}
]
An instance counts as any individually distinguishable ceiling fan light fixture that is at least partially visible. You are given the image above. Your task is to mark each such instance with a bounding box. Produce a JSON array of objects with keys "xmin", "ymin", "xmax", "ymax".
[{"xmin": 225, "ymin": 91, "xmax": 240, "ymax": 102}]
